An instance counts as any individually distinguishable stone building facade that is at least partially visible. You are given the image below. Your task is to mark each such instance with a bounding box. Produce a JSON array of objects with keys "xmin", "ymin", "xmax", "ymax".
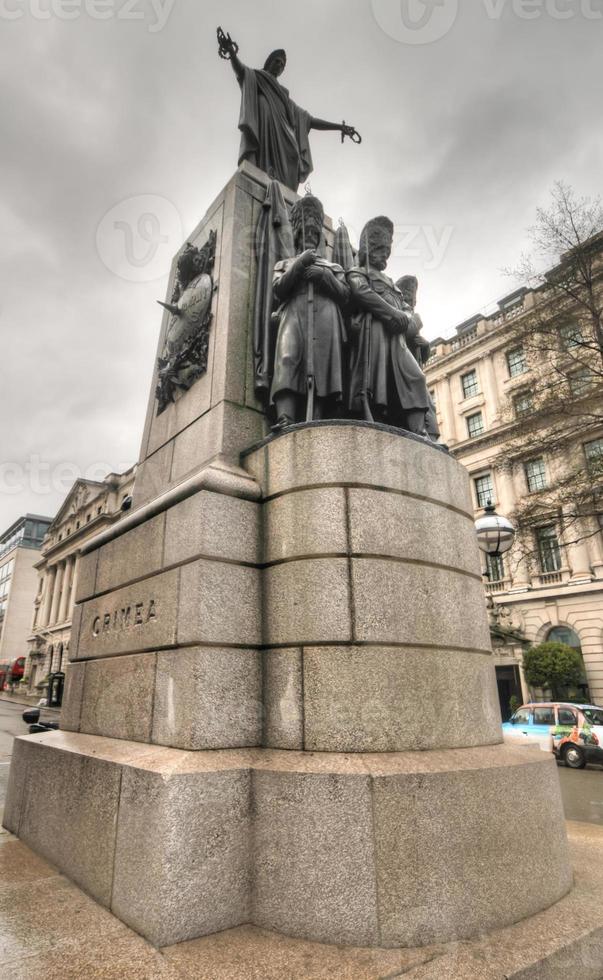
[
  {"xmin": 0, "ymin": 515, "xmax": 52, "ymax": 687},
  {"xmin": 26, "ymin": 469, "xmax": 135, "ymax": 697},
  {"xmin": 425, "ymin": 283, "xmax": 603, "ymax": 713}
]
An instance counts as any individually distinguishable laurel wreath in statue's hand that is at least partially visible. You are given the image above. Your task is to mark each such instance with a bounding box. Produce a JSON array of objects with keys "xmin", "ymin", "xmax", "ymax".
[{"xmin": 217, "ymin": 26, "xmax": 239, "ymax": 60}]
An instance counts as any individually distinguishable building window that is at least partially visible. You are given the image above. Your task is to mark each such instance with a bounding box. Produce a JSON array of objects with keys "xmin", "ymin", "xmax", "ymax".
[
  {"xmin": 507, "ymin": 347, "xmax": 527, "ymax": 377},
  {"xmin": 429, "ymin": 388, "xmax": 437, "ymax": 410},
  {"xmin": 537, "ymin": 525, "xmax": 562, "ymax": 573},
  {"xmin": 584, "ymin": 437, "xmax": 603, "ymax": 474},
  {"xmin": 486, "ymin": 553, "xmax": 505, "ymax": 582},
  {"xmin": 474, "ymin": 473, "xmax": 495, "ymax": 508},
  {"xmin": 461, "ymin": 369, "xmax": 479, "ymax": 399},
  {"xmin": 547, "ymin": 625, "xmax": 581, "ymax": 650},
  {"xmin": 466, "ymin": 412, "xmax": 485, "ymax": 438},
  {"xmin": 513, "ymin": 391, "xmax": 533, "ymax": 417},
  {"xmin": 525, "ymin": 458, "xmax": 547, "ymax": 492},
  {"xmin": 560, "ymin": 322, "xmax": 584, "ymax": 351},
  {"xmin": 569, "ymin": 370, "xmax": 593, "ymax": 398}
]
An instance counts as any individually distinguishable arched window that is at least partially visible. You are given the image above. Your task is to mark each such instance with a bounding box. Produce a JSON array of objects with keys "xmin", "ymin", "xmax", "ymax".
[
  {"xmin": 547, "ymin": 626, "xmax": 581, "ymax": 650},
  {"xmin": 546, "ymin": 626, "xmax": 589, "ymax": 701}
]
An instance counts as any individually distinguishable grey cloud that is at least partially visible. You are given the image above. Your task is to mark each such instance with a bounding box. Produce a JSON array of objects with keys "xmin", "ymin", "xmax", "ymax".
[{"xmin": 1, "ymin": 0, "xmax": 602, "ymax": 528}]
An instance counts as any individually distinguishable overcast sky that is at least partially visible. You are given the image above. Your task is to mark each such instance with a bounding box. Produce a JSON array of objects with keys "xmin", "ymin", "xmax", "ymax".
[{"xmin": 1, "ymin": 0, "xmax": 602, "ymax": 531}]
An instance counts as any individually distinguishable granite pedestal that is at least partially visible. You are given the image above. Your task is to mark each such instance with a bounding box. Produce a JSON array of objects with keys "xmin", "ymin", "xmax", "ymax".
[{"xmin": 4, "ymin": 166, "xmax": 575, "ymax": 957}]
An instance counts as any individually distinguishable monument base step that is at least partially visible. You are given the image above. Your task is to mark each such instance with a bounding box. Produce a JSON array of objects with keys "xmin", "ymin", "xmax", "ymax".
[
  {"xmin": 0, "ymin": 823, "xmax": 600, "ymax": 978},
  {"xmin": 163, "ymin": 823, "xmax": 603, "ymax": 978},
  {"xmin": 4, "ymin": 731, "xmax": 572, "ymax": 951}
]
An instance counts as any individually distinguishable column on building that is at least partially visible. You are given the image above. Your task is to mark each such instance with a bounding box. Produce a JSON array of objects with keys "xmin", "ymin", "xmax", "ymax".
[
  {"xmin": 41, "ymin": 566, "xmax": 56, "ymax": 627},
  {"xmin": 562, "ymin": 507, "xmax": 592, "ymax": 582},
  {"xmin": 498, "ymin": 464, "xmax": 531, "ymax": 589},
  {"xmin": 31, "ymin": 577, "xmax": 43, "ymax": 630},
  {"xmin": 49, "ymin": 561, "xmax": 65, "ymax": 625},
  {"xmin": 482, "ymin": 353, "xmax": 500, "ymax": 425},
  {"xmin": 440, "ymin": 374, "xmax": 457, "ymax": 445},
  {"xmin": 69, "ymin": 555, "xmax": 79, "ymax": 619},
  {"xmin": 58, "ymin": 556, "xmax": 74, "ymax": 623},
  {"xmin": 584, "ymin": 515, "xmax": 603, "ymax": 579}
]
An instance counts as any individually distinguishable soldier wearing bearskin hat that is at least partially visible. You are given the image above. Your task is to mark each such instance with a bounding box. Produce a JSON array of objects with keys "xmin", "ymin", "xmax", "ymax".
[
  {"xmin": 347, "ymin": 217, "xmax": 431, "ymax": 435},
  {"xmin": 270, "ymin": 195, "xmax": 350, "ymax": 428}
]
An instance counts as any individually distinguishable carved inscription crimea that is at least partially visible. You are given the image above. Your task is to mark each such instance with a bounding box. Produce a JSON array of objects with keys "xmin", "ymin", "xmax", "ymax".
[{"xmin": 92, "ymin": 599, "xmax": 157, "ymax": 637}]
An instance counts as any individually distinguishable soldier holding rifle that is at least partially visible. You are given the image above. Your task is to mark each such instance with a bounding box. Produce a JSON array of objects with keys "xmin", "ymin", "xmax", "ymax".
[{"xmin": 270, "ymin": 195, "xmax": 349, "ymax": 428}]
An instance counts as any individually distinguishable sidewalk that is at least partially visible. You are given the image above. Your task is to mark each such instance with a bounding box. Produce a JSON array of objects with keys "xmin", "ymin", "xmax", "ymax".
[
  {"xmin": 0, "ymin": 818, "xmax": 602, "ymax": 978},
  {"xmin": 0, "ymin": 693, "xmax": 60, "ymax": 713}
]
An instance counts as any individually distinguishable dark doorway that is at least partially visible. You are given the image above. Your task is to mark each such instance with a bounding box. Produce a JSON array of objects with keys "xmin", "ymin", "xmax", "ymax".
[{"xmin": 496, "ymin": 665, "xmax": 522, "ymax": 720}]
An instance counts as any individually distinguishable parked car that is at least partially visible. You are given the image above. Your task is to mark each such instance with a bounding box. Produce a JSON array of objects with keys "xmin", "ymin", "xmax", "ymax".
[{"xmin": 502, "ymin": 702, "xmax": 603, "ymax": 769}]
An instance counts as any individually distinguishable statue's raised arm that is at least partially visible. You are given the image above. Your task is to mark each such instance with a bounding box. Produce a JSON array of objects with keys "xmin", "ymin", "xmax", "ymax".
[
  {"xmin": 217, "ymin": 26, "xmax": 245, "ymax": 82},
  {"xmin": 217, "ymin": 27, "xmax": 361, "ymax": 191}
]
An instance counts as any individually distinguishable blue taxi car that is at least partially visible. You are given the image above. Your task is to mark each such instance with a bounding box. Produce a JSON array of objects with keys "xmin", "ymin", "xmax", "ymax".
[{"xmin": 502, "ymin": 702, "xmax": 603, "ymax": 768}]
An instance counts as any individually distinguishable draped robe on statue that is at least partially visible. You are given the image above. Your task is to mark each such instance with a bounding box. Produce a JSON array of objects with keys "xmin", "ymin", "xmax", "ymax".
[{"xmin": 237, "ymin": 66, "xmax": 313, "ymax": 191}]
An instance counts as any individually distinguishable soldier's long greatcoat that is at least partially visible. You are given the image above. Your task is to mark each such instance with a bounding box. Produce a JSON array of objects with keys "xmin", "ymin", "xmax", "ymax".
[
  {"xmin": 346, "ymin": 268, "xmax": 430, "ymax": 417},
  {"xmin": 270, "ymin": 256, "xmax": 349, "ymax": 404}
]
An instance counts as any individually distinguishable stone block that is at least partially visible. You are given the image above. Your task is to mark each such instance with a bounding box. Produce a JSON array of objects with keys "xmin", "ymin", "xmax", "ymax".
[
  {"xmin": 74, "ymin": 551, "xmax": 98, "ymax": 603},
  {"xmin": 178, "ymin": 560, "xmax": 261, "ymax": 647},
  {"xmin": 221, "ymin": 401, "xmax": 266, "ymax": 460},
  {"xmin": 2, "ymin": 740, "xmax": 27, "ymax": 834},
  {"xmin": 59, "ymin": 661, "xmax": 86, "ymax": 733},
  {"xmin": 74, "ymin": 569, "xmax": 179, "ymax": 659},
  {"xmin": 152, "ymin": 647, "xmax": 262, "ymax": 750},
  {"xmin": 95, "ymin": 514, "xmax": 165, "ymax": 595},
  {"xmin": 132, "ymin": 441, "xmax": 174, "ymax": 509},
  {"xmin": 352, "ymin": 559, "xmax": 491, "ymax": 651},
  {"xmin": 263, "ymin": 648, "xmax": 303, "ymax": 749},
  {"xmin": 251, "ymin": 766, "xmax": 379, "ymax": 946},
  {"xmin": 171, "ymin": 402, "xmax": 264, "ymax": 485},
  {"xmin": 263, "ymin": 559, "xmax": 351, "ymax": 647},
  {"xmin": 79, "ymin": 653, "xmax": 156, "ymax": 743},
  {"xmin": 348, "ymin": 487, "xmax": 481, "ymax": 577},
  {"xmin": 209, "ymin": 179, "xmax": 257, "ymax": 408},
  {"xmin": 245, "ymin": 424, "xmax": 473, "ymax": 515},
  {"xmin": 69, "ymin": 603, "xmax": 83, "ymax": 657},
  {"xmin": 164, "ymin": 490, "xmax": 260, "ymax": 567},
  {"xmin": 302, "ymin": 647, "xmax": 502, "ymax": 752},
  {"xmin": 7, "ymin": 734, "xmax": 121, "ymax": 906},
  {"xmin": 144, "ymin": 200, "xmax": 220, "ymax": 463},
  {"xmin": 111, "ymin": 765, "xmax": 252, "ymax": 947},
  {"xmin": 263, "ymin": 488, "xmax": 347, "ymax": 564},
  {"xmin": 369, "ymin": 747, "xmax": 572, "ymax": 947},
  {"xmin": 169, "ymin": 408, "xmax": 222, "ymax": 485}
]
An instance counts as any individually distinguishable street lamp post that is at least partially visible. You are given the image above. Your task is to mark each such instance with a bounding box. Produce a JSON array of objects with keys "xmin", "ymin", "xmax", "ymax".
[{"xmin": 474, "ymin": 501, "xmax": 516, "ymax": 577}]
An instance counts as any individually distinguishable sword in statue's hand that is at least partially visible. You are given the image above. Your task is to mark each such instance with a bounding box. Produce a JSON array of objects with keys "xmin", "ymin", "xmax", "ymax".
[{"xmin": 217, "ymin": 26, "xmax": 239, "ymax": 60}]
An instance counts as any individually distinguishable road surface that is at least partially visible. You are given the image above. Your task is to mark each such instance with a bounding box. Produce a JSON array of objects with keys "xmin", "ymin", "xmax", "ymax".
[{"xmin": 0, "ymin": 699, "xmax": 58, "ymax": 805}]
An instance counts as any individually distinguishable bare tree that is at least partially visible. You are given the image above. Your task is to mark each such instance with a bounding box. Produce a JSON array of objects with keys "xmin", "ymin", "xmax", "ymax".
[{"xmin": 499, "ymin": 182, "xmax": 603, "ymax": 564}]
